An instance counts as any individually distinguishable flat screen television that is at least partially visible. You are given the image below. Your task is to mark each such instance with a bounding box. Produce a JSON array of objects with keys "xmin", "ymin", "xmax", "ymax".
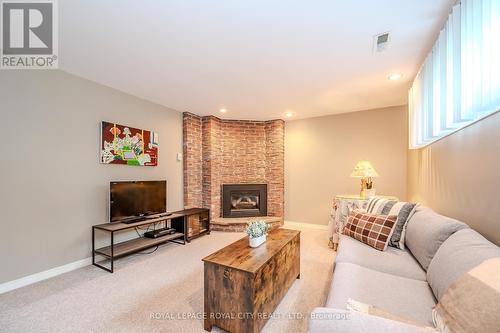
[{"xmin": 110, "ymin": 180, "xmax": 167, "ymax": 222}]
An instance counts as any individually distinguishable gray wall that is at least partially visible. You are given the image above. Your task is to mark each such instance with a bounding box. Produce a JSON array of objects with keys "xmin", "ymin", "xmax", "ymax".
[
  {"xmin": 408, "ymin": 111, "xmax": 500, "ymax": 245},
  {"xmin": 0, "ymin": 71, "xmax": 183, "ymax": 283},
  {"xmin": 285, "ymin": 106, "xmax": 408, "ymax": 225}
]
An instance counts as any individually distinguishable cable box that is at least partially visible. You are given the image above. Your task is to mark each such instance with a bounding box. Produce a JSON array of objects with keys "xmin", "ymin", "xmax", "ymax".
[{"xmin": 144, "ymin": 228, "xmax": 177, "ymax": 239}]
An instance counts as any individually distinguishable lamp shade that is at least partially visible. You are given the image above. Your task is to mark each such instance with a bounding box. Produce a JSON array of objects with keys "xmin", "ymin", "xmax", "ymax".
[{"xmin": 350, "ymin": 160, "xmax": 379, "ymax": 178}]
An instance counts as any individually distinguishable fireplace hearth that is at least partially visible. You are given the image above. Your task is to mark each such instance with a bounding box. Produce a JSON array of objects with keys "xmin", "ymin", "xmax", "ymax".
[{"xmin": 222, "ymin": 184, "xmax": 267, "ymax": 218}]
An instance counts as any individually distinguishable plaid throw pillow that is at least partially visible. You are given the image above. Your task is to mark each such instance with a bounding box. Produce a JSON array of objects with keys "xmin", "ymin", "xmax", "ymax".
[
  {"xmin": 344, "ymin": 210, "xmax": 397, "ymax": 251},
  {"xmin": 366, "ymin": 198, "xmax": 418, "ymax": 250}
]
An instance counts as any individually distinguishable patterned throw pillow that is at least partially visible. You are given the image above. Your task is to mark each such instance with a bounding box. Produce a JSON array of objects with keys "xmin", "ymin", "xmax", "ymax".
[
  {"xmin": 343, "ymin": 210, "xmax": 397, "ymax": 251},
  {"xmin": 366, "ymin": 197, "xmax": 393, "ymax": 214},
  {"xmin": 366, "ymin": 198, "xmax": 418, "ymax": 250}
]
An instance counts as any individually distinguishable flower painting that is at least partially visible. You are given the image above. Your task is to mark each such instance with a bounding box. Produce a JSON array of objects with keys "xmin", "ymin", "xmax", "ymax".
[{"xmin": 100, "ymin": 121, "xmax": 158, "ymax": 166}]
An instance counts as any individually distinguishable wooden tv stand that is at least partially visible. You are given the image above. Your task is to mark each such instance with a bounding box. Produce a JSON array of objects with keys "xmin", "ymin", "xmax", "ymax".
[{"xmin": 92, "ymin": 208, "xmax": 210, "ymax": 273}]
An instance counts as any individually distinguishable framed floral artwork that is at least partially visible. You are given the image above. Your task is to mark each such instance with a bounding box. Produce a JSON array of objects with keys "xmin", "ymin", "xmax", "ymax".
[{"xmin": 100, "ymin": 121, "xmax": 158, "ymax": 166}]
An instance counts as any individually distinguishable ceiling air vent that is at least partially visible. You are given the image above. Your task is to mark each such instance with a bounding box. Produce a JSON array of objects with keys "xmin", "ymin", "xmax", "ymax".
[{"xmin": 374, "ymin": 32, "xmax": 390, "ymax": 53}]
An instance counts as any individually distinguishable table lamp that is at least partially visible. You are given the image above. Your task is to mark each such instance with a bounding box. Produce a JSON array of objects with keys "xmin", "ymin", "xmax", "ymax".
[{"xmin": 350, "ymin": 160, "xmax": 379, "ymax": 198}]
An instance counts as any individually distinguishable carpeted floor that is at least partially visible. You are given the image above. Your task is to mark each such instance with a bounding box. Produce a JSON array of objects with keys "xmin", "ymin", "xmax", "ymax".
[{"xmin": 0, "ymin": 222, "xmax": 335, "ymax": 333}]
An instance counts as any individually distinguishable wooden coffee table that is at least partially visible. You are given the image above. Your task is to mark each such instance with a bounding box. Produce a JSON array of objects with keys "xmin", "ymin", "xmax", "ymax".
[{"xmin": 202, "ymin": 228, "xmax": 300, "ymax": 333}]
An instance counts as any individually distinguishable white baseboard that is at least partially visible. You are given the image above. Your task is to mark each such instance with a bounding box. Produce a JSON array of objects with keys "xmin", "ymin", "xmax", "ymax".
[
  {"xmin": 0, "ymin": 257, "xmax": 92, "ymax": 294},
  {"xmin": 284, "ymin": 221, "xmax": 329, "ymax": 230}
]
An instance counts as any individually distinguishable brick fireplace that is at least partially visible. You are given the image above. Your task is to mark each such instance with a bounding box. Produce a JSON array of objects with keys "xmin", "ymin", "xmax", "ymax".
[{"xmin": 183, "ymin": 113, "xmax": 284, "ymax": 231}]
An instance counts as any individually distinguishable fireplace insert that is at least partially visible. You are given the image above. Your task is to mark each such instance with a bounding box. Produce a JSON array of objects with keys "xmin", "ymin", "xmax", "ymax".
[{"xmin": 222, "ymin": 184, "xmax": 267, "ymax": 218}]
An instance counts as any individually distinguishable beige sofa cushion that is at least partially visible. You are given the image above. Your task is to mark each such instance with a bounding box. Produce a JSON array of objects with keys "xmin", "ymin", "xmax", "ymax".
[
  {"xmin": 326, "ymin": 262, "xmax": 437, "ymax": 325},
  {"xmin": 336, "ymin": 234, "xmax": 426, "ymax": 281},
  {"xmin": 405, "ymin": 207, "xmax": 468, "ymax": 270},
  {"xmin": 310, "ymin": 308, "xmax": 437, "ymax": 333},
  {"xmin": 427, "ymin": 228, "xmax": 500, "ymax": 300}
]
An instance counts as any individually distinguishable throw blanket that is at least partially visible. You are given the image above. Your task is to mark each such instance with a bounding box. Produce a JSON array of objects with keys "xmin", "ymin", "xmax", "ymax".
[
  {"xmin": 346, "ymin": 299, "xmax": 434, "ymax": 330},
  {"xmin": 433, "ymin": 258, "xmax": 500, "ymax": 333}
]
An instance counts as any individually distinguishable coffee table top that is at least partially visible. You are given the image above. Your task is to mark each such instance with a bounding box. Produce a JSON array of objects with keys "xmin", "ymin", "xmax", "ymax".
[{"xmin": 202, "ymin": 228, "xmax": 300, "ymax": 274}]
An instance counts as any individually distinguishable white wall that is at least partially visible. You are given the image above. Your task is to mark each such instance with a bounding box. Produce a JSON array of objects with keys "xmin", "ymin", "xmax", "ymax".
[
  {"xmin": 408, "ymin": 111, "xmax": 500, "ymax": 245},
  {"xmin": 285, "ymin": 106, "xmax": 408, "ymax": 225},
  {"xmin": 0, "ymin": 70, "xmax": 183, "ymax": 283}
]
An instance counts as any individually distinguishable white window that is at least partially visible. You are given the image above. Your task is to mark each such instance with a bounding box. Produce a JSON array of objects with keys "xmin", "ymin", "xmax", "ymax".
[{"xmin": 409, "ymin": 0, "xmax": 500, "ymax": 149}]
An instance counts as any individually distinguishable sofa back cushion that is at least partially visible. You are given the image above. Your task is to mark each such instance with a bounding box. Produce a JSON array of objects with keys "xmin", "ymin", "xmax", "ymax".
[
  {"xmin": 405, "ymin": 207, "xmax": 468, "ymax": 270},
  {"xmin": 343, "ymin": 210, "xmax": 397, "ymax": 251},
  {"xmin": 427, "ymin": 228, "xmax": 500, "ymax": 300}
]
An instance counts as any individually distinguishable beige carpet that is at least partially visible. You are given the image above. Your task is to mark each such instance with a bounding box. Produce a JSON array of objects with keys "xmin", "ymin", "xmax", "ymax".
[{"xmin": 0, "ymin": 223, "xmax": 335, "ymax": 333}]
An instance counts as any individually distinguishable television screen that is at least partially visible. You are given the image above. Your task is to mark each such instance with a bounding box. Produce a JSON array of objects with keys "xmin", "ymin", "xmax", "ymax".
[{"xmin": 110, "ymin": 181, "xmax": 167, "ymax": 222}]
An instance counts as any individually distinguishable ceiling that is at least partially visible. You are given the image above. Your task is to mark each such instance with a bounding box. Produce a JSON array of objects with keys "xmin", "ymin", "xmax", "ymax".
[{"xmin": 59, "ymin": 0, "xmax": 455, "ymax": 120}]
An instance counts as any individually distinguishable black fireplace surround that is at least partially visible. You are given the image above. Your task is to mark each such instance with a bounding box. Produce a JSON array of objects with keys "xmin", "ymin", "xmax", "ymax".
[{"xmin": 222, "ymin": 184, "xmax": 267, "ymax": 218}]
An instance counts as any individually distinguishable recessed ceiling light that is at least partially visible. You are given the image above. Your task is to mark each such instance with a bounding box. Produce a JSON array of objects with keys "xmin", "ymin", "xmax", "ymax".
[
  {"xmin": 285, "ymin": 111, "xmax": 293, "ymax": 118},
  {"xmin": 219, "ymin": 108, "xmax": 227, "ymax": 113},
  {"xmin": 388, "ymin": 73, "xmax": 402, "ymax": 81}
]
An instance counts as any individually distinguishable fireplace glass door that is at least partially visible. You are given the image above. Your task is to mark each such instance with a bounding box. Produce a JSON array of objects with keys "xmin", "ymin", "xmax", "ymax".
[{"xmin": 222, "ymin": 184, "xmax": 267, "ymax": 218}]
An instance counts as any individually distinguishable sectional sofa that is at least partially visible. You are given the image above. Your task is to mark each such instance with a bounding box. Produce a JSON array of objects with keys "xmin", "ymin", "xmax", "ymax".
[{"xmin": 309, "ymin": 206, "xmax": 500, "ymax": 332}]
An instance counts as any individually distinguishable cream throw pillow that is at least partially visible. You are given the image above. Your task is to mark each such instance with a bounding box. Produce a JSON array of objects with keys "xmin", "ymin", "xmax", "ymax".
[
  {"xmin": 346, "ymin": 299, "xmax": 435, "ymax": 330},
  {"xmin": 433, "ymin": 258, "xmax": 500, "ymax": 333}
]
